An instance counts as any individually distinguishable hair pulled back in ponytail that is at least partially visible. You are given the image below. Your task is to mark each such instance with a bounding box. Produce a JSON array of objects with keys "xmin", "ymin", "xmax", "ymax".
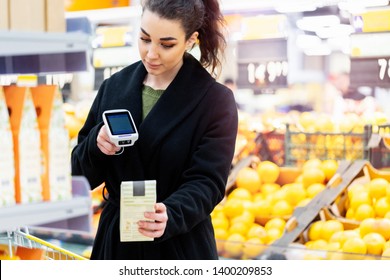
[{"xmin": 142, "ymin": 0, "xmax": 227, "ymax": 76}]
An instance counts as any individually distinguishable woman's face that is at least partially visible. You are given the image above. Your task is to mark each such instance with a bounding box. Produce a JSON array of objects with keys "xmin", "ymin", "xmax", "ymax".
[{"xmin": 138, "ymin": 9, "xmax": 197, "ymax": 78}]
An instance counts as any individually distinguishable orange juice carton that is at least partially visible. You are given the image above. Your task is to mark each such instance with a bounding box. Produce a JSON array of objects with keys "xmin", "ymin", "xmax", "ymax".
[
  {"xmin": 31, "ymin": 85, "xmax": 72, "ymax": 201},
  {"xmin": 4, "ymin": 86, "xmax": 42, "ymax": 204},
  {"xmin": 0, "ymin": 87, "xmax": 16, "ymax": 207}
]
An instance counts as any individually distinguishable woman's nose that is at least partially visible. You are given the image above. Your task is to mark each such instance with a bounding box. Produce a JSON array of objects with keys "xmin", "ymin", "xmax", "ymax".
[{"xmin": 146, "ymin": 44, "xmax": 159, "ymax": 59}]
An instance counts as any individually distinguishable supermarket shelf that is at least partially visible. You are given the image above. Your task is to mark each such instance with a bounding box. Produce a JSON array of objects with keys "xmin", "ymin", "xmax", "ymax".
[
  {"xmin": 0, "ymin": 31, "xmax": 90, "ymax": 74},
  {"xmin": 0, "ymin": 197, "xmax": 90, "ymax": 232},
  {"xmin": 0, "ymin": 31, "xmax": 90, "ymax": 56},
  {"xmin": 0, "ymin": 176, "xmax": 93, "ymax": 233}
]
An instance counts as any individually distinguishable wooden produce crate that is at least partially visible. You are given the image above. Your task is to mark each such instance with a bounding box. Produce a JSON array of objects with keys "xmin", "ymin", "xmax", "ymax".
[
  {"xmin": 258, "ymin": 160, "xmax": 364, "ymax": 259},
  {"xmin": 324, "ymin": 161, "xmax": 390, "ymax": 229}
]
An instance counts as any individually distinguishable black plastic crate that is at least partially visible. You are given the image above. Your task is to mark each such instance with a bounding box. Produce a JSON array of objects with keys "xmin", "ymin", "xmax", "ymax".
[
  {"xmin": 284, "ymin": 124, "xmax": 372, "ymax": 167},
  {"xmin": 369, "ymin": 124, "xmax": 390, "ymax": 169}
]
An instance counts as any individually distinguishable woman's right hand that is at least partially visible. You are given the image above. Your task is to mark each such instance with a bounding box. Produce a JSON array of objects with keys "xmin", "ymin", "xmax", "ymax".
[{"xmin": 97, "ymin": 125, "xmax": 122, "ymax": 155}]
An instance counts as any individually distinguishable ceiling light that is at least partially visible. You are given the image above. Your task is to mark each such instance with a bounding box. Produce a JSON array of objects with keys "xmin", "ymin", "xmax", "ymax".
[{"xmin": 296, "ymin": 15, "xmax": 340, "ymax": 32}]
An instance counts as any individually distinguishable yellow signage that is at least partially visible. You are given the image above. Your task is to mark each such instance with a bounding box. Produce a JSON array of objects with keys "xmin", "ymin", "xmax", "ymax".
[{"xmin": 356, "ymin": 9, "xmax": 390, "ymax": 33}]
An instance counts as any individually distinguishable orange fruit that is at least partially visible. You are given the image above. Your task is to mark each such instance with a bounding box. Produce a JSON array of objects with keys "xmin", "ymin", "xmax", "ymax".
[
  {"xmin": 214, "ymin": 228, "xmax": 228, "ymax": 253},
  {"xmin": 266, "ymin": 227, "xmax": 283, "ymax": 244},
  {"xmin": 382, "ymin": 248, "xmax": 390, "ymax": 259},
  {"xmin": 256, "ymin": 161, "xmax": 280, "ymax": 184},
  {"xmin": 308, "ymin": 239, "xmax": 328, "ymax": 250},
  {"xmin": 271, "ymin": 200, "xmax": 293, "ymax": 216},
  {"xmin": 228, "ymin": 221, "xmax": 249, "ymax": 236},
  {"xmin": 368, "ymin": 178, "xmax": 389, "ymax": 200},
  {"xmin": 359, "ymin": 218, "xmax": 376, "ymax": 238},
  {"xmin": 345, "ymin": 208, "xmax": 355, "ymax": 219},
  {"xmin": 283, "ymin": 183, "xmax": 307, "ymax": 206},
  {"xmin": 243, "ymin": 237, "xmax": 265, "ymax": 259},
  {"xmin": 320, "ymin": 220, "xmax": 344, "ymax": 242},
  {"xmin": 308, "ymin": 220, "xmax": 325, "ymax": 241},
  {"xmin": 354, "ymin": 204, "xmax": 375, "ymax": 221},
  {"xmin": 236, "ymin": 167, "xmax": 261, "ymax": 194},
  {"xmin": 302, "ymin": 158, "xmax": 322, "ymax": 170},
  {"xmin": 301, "ymin": 168, "xmax": 326, "ymax": 188},
  {"xmin": 306, "ymin": 183, "xmax": 325, "ymax": 199},
  {"xmin": 347, "ymin": 183, "xmax": 366, "ymax": 201},
  {"xmin": 384, "ymin": 240, "xmax": 390, "ymax": 251},
  {"xmin": 265, "ymin": 217, "xmax": 286, "ymax": 232},
  {"xmin": 363, "ymin": 232, "xmax": 386, "ymax": 255},
  {"xmin": 320, "ymin": 159, "xmax": 338, "ymax": 181},
  {"xmin": 224, "ymin": 233, "xmax": 245, "ymax": 258},
  {"xmin": 260, "ymin": 183, "xmax": 280, "ymax": 195},
  {"xmin": 374, "ymin": 197, "xmax": 390, "ymax": 218},
  {"xmin": 329, "ymin": 230, "xmax": 360, "ymax": 247},
  {"xmin": 387, "ymin": 184, "xmax": 390, "ymax": 201},
  {"xmin": 223, "ymin": 198, "xmax": 244, "ymax": 219},
  {"xmin": 246, "ymin": 223, "xmax": 268, "ymax": 243},
  {"xmin": 212, "ymin": 215, "xmax": 229, "ymax": 230},
  {"xmin": 349, "ymin": 191, "xmax": 371, "ymax": 211},
  {"xmin": 342, "ymin": 237, "xmax": 367, "ymax": 255},
  {"xmin": 376, "ymin": 218, "xmax": 390, "ymax": 240},
  {"xmin": 231, "ymin": 210, "xmax": 255, "ymax": 227},
  {"xmin": 252, "ymin": 199, "xmax": 272, "ymax": 217},
  {"xmin": 228, "ymin": 188, "xmax": 253, "ymax": 201}
]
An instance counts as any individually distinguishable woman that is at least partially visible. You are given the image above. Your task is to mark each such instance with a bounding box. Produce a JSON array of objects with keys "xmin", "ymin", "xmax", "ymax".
[{"xmin": 71, "ymin": 0, "xmax": 238, "ymax": 259}]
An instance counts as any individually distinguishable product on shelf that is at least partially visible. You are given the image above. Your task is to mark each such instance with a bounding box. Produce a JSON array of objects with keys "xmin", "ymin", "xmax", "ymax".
[
  {"xmin": 0, "ymin": 87, "xmax": 16, "ymax": 207},
  {"xmin": 31, "ymin": 85, "xmax": 72, "ymax": 202},
  {"xmin": 4, "ymin": 86, "xmax": 42, "ymax": 204}
]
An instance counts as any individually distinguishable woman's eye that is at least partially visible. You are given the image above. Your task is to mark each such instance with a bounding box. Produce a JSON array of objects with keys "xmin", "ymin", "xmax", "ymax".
[
  {"xmin": 161, "ymin": 44, "xmax": 174, "ymax": 49},
  {"xmin": 140, "ymin": 37, "xmax": 151, "ymax": 43}
]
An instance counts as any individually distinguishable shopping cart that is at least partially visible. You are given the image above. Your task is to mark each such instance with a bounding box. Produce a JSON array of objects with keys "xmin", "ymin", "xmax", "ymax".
[{"xmin": 4, "ymin": 228, "xmax": 87, "ymax": 260}]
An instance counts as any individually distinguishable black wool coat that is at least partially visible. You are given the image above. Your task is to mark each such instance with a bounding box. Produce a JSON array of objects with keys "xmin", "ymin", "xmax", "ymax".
[{"xmin": 71, "ymin": 54, "xmax": 238, "ymax": 259}]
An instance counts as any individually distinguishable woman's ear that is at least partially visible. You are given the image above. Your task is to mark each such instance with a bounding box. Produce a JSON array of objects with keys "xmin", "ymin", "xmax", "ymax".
[{"xmin": 187, "ymin": 31, "xmax": 199, "ymax": 50}]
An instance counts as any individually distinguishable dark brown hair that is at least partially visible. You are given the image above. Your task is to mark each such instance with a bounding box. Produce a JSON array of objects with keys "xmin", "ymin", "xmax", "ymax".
[{"xmin": 142, "ymin": 0, "xmax": 226, "ymax": 76}]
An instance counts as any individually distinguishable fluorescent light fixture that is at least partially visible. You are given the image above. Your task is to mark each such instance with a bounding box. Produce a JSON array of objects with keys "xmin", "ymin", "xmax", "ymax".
[{"xmin": 296, "ymin": 15, "xmax": 340, "ymax": 32}]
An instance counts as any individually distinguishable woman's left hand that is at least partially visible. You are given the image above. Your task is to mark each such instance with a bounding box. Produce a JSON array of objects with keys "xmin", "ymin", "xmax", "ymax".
[{"xmin": 138, "ymin": 203, "xmax": 168, "ymax": 238}]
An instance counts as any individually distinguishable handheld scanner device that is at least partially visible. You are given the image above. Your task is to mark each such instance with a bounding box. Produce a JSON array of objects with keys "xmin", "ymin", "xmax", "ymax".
[{"xmin": 102, "ymin": 109, "xmax": 139, "ymax": 147}]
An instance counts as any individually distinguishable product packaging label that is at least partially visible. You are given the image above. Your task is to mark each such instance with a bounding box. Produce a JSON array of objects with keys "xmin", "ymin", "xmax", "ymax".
[
  {"xmin": 0, "ymin": 87, "xmax": 16, "ymax": 207},
  {"xmin": 120, "ymin": 180, "xmax": 156, "ymax": 242}
]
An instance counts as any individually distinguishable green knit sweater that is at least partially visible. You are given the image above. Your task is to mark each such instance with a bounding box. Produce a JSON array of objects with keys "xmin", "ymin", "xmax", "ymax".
[{"xmin": 142, "ymin": 85, "xmax": 164, "ymax": 120}]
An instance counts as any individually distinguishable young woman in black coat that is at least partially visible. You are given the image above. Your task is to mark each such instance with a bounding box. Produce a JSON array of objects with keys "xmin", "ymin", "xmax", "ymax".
[{"xmin": 71, "ymin": 0, "xmax": 238, "ymax": 259}]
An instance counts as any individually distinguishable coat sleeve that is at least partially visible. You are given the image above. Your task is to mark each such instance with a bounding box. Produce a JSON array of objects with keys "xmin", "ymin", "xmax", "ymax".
[
  {"xmin": 159, "ymin": 84, "xmax": 238, "ymax": 240},
  {"xmin": 71, "ymin": 81, "xmax": 109, "ymax": 189}
]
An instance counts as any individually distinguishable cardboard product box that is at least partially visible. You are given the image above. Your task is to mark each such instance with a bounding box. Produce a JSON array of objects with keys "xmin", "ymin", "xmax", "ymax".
[
  {"xmin": 0, "ymin": 0, "xmax": 9, "ymax": 30},
  {"xmin": 9, "ymin": 0, "xmax": 45, "ymax": 32},
  {"xmin": 45, "ymin": 0, "xmax": 66, "ymax": 32},
  {"xmin": 0, "ymin": 87, "xmax": 16, "ymax": 207},
  {"xmin": 31, "ymin": 85, "xmax": 72, "ymax": 201},
  {"xmin": 4, "ymin": 86, "xmax": 43, "ymax": 204}
]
